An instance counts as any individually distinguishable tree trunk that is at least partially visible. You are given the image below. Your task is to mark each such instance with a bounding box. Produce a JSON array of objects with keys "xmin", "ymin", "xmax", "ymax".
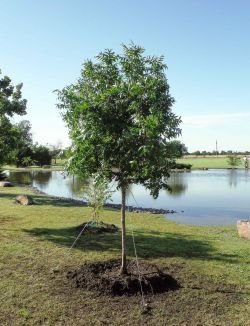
[{"xmin": 120, "ymin": 187, "xmax": 127, "ymax": 275}]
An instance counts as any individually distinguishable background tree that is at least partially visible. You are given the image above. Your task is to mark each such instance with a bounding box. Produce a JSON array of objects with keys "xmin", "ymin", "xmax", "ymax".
[
  {"xmin": 48, "ymin": 140, "xmax": 63, "ymax": 164},
  {"xmin": 10, "ymin": 120, "xmax": 33, "ymax": 167},
  {"xmin": 0, "ymin": 70, "xmax": 27, "ymax": 165},
  {"xmin": 167, "ymin": 140, "xmax": 188, "ymax": 158},
  {"xmin": 31, "ymin": 144, "xmax": 52, "ymax": 166},
  {"xmin": 59, "ymin": 146, "xmax": 72, "ymax": 160},
  {"xmin": 57, "ymin": 44, "xmax": 181, "ymax": 274}
]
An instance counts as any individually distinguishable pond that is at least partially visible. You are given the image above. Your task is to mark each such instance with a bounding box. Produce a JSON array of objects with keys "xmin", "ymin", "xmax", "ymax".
[{"xmin": 5, "ymin": 169, "xmax": 250, "ymax": 226}]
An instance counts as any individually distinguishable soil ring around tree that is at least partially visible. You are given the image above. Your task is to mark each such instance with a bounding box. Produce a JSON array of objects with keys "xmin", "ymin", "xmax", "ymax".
[
  {"xmin": 67, "ymin": 259, "xmax": 180, "ymax": 296},
  {"xmin": 76, "ymin": 221, "xmax": 118, "ymax": 234}
]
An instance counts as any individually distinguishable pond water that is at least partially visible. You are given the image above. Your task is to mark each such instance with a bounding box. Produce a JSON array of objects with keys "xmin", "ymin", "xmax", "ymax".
[{"xmin": 6, "ymin": 169, "xmax": 250, "ymax": 226}]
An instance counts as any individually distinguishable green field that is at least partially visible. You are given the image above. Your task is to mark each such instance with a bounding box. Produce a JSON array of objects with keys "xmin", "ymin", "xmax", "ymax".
[
  {"xmin": 2, "ymin": 159, "xmax": 65, "ymax": 172},
  {"xmin": 178, "ymin": 156, "xmax": 245, "ymax": 169},
  {"xmin": 0, "ymin": 186, "xmax": 249, "ymax": 325},
  {"xmin": 3, "ymin": 157, "xmax": 246, "ymax": 172},
  {"xmin": 3, "ymin": 157, "xmax": 245, "ymax": 173}
]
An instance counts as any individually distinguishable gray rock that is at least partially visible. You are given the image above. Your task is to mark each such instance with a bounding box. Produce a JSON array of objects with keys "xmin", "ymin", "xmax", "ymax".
[{"xmin": 0, "ymin": 181, "xmax": 13, "ymax": 187}]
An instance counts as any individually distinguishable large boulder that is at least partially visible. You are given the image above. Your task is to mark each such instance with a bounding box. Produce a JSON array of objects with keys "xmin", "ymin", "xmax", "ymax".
[
  {"xmin": 15, "ymin": 195, "xmax": 34, "ymax": 206},
  {"xmin": 0, "ymin": 181, "xmax": 13, "ymax": 187},
  {"xmin": 237, "ymin": 220, "xmax": 250, "ymax": 240}
]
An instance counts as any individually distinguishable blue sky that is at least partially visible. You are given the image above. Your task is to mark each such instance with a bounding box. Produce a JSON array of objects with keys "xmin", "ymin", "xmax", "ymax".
[{"xmin": 1, "ymin": 0, "xmax": 250, "ymax": 151}]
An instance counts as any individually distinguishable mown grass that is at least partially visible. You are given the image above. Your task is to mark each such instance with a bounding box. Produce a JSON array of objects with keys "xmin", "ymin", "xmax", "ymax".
[
  {"xmin": 0, "ymin": 186, "xmax": 249, "ymax": 325},
  {"xmin": 2, "ymin": 159, "xmax": 67, "ymax": 172},
  {"xmin": 2, "ymin": 165, "xmax": 64, "ymax": 172},
  {"xmin": 4, "ymin": 157, "xmax": 245, "ymax": 171},
  {"xmin": 178, "ymin": 157, "xmax": 245, "ymax": 169}
]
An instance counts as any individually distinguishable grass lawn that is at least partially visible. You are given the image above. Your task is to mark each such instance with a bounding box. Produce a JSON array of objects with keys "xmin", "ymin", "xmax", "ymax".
[
  {"xmin": 2, "ymin": 158, "xmax": 67, "ymax": 172},
  {"xmin": 0, "ymin": 186, "xmax": 249, "ymax": 325},
  {"xmin": 178, "ymin": 157, "xmax": 245, "ymax": 169},
  {"xmin": 3, "ymin": 157, "xmax": 245, "ymax": 171},
  {"xmin": 2, "ymin": 163, "xmax": 64, "ymax": 172}
]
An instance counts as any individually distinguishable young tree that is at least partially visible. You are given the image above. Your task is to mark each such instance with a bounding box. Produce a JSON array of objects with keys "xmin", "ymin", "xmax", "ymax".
[
  {"xmin": 227, "ymin": 154, "xmax": 241, "ymax": 168},
  {"xmin": 83, "ymin": 176, "xmax": 113, "ymax": 222},
  {"xmin": 0, "ymin": 70, "xmax": 27, "ymax": 165},
  {"xmin": 57, "ymin": 44, "xmax": 181, "ymax": 274}
]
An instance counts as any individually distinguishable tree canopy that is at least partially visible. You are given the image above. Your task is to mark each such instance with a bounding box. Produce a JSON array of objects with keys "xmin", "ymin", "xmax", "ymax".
[
  {"xmin": 31, "ymin": 144, "xmax": 52, "ymax": 167},
  {"xmin": 57, "ymin": 43, "xmax": 181, "ymax": 197},
  {"xmin": 9, "ymin": 120, "xmax": 33, "ymax": 167},
  {"xmin": 0, "ymin": 70, "xmax": 27, "ymax": 165}
]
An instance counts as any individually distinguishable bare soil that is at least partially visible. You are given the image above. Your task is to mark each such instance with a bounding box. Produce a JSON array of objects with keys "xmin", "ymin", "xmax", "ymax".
[{"xmin": 67, "ymin": 259, "xmax": 180, "ymax": 296}]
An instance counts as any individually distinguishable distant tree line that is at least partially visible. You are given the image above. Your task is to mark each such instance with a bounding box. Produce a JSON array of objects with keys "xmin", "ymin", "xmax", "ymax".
[{"xmin": 188, "ymin": 150, "xmax": 250, "ymax": 156}]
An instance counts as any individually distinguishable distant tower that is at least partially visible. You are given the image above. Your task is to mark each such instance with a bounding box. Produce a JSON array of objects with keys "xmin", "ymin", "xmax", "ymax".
[{"xmin": 216, "ymin": 140, "xmax": 218, "ymax": 156}]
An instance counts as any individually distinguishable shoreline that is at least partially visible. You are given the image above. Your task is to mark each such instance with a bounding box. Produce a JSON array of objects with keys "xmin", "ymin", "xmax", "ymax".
[{"xmin": 16, "ymin": 183, "xmax": 177, "ymax": 215}]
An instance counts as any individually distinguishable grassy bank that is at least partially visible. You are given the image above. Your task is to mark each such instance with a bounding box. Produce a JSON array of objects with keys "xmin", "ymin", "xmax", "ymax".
[
  {"xmin": 2, "ymin": 159, "xmax": 66, "ymax": 172},
  {"xmin": 3, "ymin": 157, "xmax": 245, "ymax": 172},
  {"xmin": 2, "ymin": 164, "xmax": 64, "ymax": 172},
  {"xmin": 0, "ymin": 186, "xmax": 249, "ymax": 325},
  {"xmin": 178, "ymin": 157, "xmax": 245, "ymax": 169}
]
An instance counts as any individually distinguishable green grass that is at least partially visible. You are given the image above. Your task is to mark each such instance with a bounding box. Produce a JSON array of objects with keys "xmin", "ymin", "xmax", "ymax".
[
  {"xmin": 0, "ymin": 186, "xmax": 249, "ymax": 325},
  {"xmin": 3, "ymin": 159, "xmax": 67, "ymax": 172},
  {"xmin": 3, "ymin": 157, "xmax": 245, "ymax": 172},
  {"xmin": 2, "ymin": 163, "xmax": 64, "ymax": 172},
  {"xmin": 178, "ymin": 156, "xmax": 245, "ymax": 169}
]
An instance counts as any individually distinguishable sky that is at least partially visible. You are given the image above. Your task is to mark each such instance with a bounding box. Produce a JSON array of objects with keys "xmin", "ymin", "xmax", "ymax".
[{"xmin": 1, "ymin": 0, "xmax": 250, "ymax": 152}]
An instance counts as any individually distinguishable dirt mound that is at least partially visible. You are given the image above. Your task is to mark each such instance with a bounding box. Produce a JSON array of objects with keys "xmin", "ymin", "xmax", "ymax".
[
  {"xmin": 77, "ymin": 221, "xmax": 118, "ymax": 234},
  {"xmin": 67, "ymin": 259, "xmax": 180, "ymax": 296}
]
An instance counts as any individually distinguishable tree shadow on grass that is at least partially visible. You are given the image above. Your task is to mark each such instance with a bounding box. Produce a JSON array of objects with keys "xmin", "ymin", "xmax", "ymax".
[{"xmin": 23, "ymin": 224, "xmax": 240, "ymax": 264}]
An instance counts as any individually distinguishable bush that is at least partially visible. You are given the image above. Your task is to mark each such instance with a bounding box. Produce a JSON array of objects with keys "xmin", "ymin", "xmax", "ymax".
[
  {"xmin": 227, "ymin": 155, "xmax": 241, "ymax": 168},
  {"xmin": 172, "ymin": 163, "xmax": 192, "ymax": 170}
]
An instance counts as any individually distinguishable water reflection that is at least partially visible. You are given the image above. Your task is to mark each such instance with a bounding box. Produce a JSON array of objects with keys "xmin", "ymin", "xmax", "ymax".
[
  {"xmin": 167, "ymin": 173, "xmax": 188, "ymax": 197},
  {"xmin": 65, "ymin": 175, "xmax": 89, "ymax": 196},
  {"xmin": 8, "ymin": 171, "xmax": 33, "ymax": 185},
  {"xmin": 228, "ymin": 170, "xmax": 238, "ymax": 188},
  {"xmin": 6, "ymin": 169, "xmax": 250, "ymax": 225},
  {"xmin": 8, "ymin": 171, "xmax": 52, "ymax": 188}
]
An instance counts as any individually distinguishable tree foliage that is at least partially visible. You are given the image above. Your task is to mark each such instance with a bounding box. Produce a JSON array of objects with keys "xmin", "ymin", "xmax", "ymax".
[
  {"xmin": 227, "ymin": 154, "xmax": 241, "ymax": 167},
  {"xmin": 31, "ymin": 144, "xmax": 52, "ymax": 166},
  {"xmin": 0, "ymin": 70, "xmax": 27, "ymax": 165},
  {"xmin": 83, "ymin": 176, "xmax": 113, "ymax": 222},
  {"xmin": 10, "ymin": 120, "xmax": 33, "ymax": 167},
  {"xmin": 167, "ymin": 140, "xmax": 188, "ymax": 159},
  {"xmin": 57, "ymin": 43, "xmax": 181, "ymax": 197}
]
